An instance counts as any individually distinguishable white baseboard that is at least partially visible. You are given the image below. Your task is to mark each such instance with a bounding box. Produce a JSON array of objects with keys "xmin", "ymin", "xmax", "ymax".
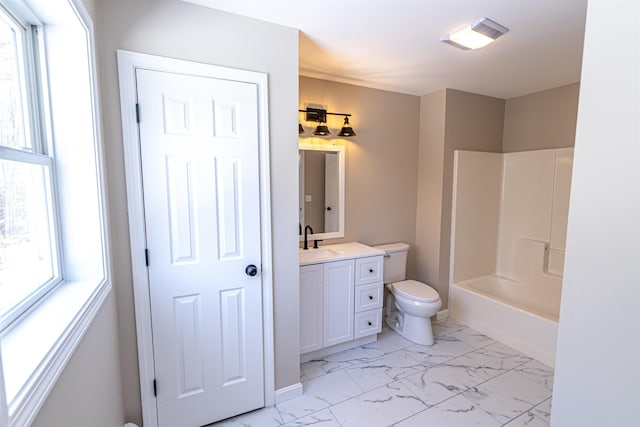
[
  {"xmin": 275, "ymin": 382, "xmax": 303, "ymax": 404},
  {"xmin": 436, "ymin": 309, "xmax": 449, "ymax": 321}
]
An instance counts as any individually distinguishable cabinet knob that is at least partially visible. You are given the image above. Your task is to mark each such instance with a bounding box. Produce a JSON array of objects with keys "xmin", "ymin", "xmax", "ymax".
[
  {"xmin": 368, "ymin": 295, "xmax": 374, "ymax": 300},
  {"xmin": 369, "ymin": 268, "xmax": 374, "ymax": 273},
  {"xmin": 367, "ymin": 321, "xmax": 372, "ymax": 326}
]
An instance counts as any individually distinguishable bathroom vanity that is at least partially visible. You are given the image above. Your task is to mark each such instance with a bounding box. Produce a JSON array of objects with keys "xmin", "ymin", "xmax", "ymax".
[{"xmin": 299, "ymin": 242, "xmax": 384, "ymax": 361}]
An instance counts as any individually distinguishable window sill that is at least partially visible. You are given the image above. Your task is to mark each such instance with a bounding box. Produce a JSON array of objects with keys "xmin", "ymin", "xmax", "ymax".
[{"xmin": 1, "ymin": 278, "xmax": 111, "ymax": 427}]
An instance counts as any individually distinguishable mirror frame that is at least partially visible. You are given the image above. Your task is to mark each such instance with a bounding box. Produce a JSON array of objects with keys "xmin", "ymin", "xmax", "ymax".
[{"xmin": 299, "ymin": 142, "xmax": 345, "ymax": 241}]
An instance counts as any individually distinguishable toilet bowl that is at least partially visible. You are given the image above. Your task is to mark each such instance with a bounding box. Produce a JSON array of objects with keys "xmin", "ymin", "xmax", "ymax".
[
  {"xmin": 373, "ymin": 243, "xmax": 442, "ymax": 346},
  {"xmin": 385, "ymin": 280, "xmax": 441, "ymax": 345}
]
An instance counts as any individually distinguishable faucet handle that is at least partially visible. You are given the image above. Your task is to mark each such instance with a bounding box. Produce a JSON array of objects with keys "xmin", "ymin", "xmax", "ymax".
[{"xmin": 313, "ymin": 239, "xmax": 322, "ymax": 249}]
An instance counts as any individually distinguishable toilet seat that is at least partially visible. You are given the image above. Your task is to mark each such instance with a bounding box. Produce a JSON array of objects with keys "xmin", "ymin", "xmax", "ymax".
[{"xmin": 390, "ymin": 280, "xmax": 440, "ymax": 303}]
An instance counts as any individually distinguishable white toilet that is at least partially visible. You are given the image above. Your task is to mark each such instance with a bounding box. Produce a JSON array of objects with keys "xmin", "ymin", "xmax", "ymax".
[{"xmin": 374, "ymin": 243, "xmax": 442, "ymax": 345}]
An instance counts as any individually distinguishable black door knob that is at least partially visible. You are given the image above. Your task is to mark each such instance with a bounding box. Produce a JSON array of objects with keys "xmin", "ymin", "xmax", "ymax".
[
  {"xmin": 367, "ymin": 321, "xmax": 372, "ymax": 326},
  {"xmin": 245, "ymin": 264, "xmax": 258, "ymax": 277},
  {"xmin": 326, "ymin": 206, "xmax": 332, "ymax": 211},
  {"xmin": 369, "ymin": 295, "xmax": 374, "ymax": 300},
  {"xmin": 369, "ymin": 269, "xmax": 374, "ymax": 273}
]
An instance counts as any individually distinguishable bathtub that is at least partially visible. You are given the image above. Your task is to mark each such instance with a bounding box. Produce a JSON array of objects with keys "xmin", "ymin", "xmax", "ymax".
[{"xmin": 449, "ymin": 275, "xmax": 559, "ymax": 367}]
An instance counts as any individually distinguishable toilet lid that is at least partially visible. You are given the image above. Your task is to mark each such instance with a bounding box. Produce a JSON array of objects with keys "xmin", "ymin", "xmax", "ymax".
[{"xmin": 391, "ymin": 280, "xmax": 440, "ymax": 302}]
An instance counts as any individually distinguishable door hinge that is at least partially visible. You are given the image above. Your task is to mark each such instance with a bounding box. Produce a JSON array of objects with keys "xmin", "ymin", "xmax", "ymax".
[
  {"xmin": 153, "ymin": 379, "xmax": 157, "ymax": 397},
  {"xmin": 145, "ymin": 249, "xmax": 149, "ymax": 266},
  {"xmin": 135, "ymin": 103, "xmax": 141, "ymax": 123}
]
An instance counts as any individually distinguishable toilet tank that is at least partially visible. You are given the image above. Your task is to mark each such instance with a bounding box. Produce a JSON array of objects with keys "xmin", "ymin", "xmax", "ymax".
[{"xmin": 373, "ymin": 243, "xmax": 410, "ymax": 284}]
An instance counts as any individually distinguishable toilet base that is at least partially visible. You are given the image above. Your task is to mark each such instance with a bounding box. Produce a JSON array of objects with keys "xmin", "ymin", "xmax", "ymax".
[{"xmin": 385, "ymin": 306, "xmax": 435, "ymax": 346}]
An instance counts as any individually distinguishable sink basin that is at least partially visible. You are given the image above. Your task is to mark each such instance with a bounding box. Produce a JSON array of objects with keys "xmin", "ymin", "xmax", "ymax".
[{"xmin": 299, "ymin": 247, "xmax": 340, "ymax": 264}]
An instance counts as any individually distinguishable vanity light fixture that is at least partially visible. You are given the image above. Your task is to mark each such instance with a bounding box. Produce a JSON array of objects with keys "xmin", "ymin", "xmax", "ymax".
[
  {"xmin": 298, "ymin": 107, "xmax": 357, "ymax": 137},
  {"xmin": 441, "ymin": 17, "xmax": 509, "ymax": 50}
]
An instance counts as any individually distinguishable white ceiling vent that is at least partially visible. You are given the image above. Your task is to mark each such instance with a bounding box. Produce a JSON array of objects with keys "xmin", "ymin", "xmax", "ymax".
[{"xmin": 442, "ymin": 17, "xmax": 509, "ymax": 50}]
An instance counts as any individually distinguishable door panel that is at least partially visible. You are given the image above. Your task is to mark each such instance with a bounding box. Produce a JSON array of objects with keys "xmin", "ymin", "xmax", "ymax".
[
  {"xmin": 136, "ymin": 68, "xmax": 263, "ymax": 427},
  {"xmin": 216, "ymin": 157, "xmax": 242, "ymax": 258},
  {"xmin": 173, "ymin": 294, "xmax": 204, "ymax": 397},
  {"xmin": 166, "ymin": 157, "xmax": 198, "ymax": 265}
]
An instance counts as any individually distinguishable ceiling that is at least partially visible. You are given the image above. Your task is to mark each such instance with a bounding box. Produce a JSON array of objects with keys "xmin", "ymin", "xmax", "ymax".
[{"xmin": 184, "ymin": 0, "xmax": 587, "ymax": 99}]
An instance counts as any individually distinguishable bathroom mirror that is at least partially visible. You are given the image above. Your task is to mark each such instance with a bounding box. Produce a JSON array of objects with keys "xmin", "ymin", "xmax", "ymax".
[{"xmin": 299, "ymin": 143, "xmax": 345, "ymax": 241}]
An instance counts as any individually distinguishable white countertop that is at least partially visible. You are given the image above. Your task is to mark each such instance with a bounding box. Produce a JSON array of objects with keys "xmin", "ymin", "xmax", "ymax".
[{"xmin": 299, "ymin": 242, "xmax": 385, "ymax": 266}]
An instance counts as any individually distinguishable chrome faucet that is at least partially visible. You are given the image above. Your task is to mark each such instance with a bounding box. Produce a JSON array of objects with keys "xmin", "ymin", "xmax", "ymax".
[{"xmin": 303, "ymin": 225, "xmax": 314, "ymax": 250}]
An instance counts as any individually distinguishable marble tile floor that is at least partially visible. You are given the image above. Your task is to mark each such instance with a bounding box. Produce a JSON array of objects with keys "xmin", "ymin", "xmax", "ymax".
[{"xmin": 210, "ymin": 319, "xmax": 554, "ymax": 427}]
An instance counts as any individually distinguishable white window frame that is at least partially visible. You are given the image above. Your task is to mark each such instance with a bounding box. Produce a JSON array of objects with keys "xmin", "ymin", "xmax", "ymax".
[
  {"xmin": 0, "ymin": 0, "xmax": 111, "ymax": 425},
  {"xmin": 0, "ymin": 2, "xmax": 64, "ymax": 331}
]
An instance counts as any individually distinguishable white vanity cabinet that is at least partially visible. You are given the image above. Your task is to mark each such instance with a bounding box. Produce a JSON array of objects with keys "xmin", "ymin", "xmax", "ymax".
[{"xmin": 299, "ymin": 243, "xmax": 384, "ymax": 359}]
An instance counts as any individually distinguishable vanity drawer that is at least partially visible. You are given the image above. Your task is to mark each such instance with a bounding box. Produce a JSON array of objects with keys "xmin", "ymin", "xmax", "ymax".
[
  {"xmin": 354, "ymin": 282, "xmax": 383, "ymax": 312},
  {"xmin": 355, "ymin": 256, "xmax": 383, "ymax": 285},
  {"xmin": 354, "ymin": 309, "xmax": 382, "ymax": 339}
]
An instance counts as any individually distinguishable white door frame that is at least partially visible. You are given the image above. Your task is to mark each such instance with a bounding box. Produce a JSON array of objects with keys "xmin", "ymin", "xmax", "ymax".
[{"xmin": 117, "ymin": 50, "xmax": 275, "ymax": 427}]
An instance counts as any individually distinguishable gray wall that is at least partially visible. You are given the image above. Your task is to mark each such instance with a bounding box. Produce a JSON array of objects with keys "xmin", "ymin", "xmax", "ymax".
[
  {"xmin": 551, "ymin": 1, "xmax": 640, "ymax": 425},
  {"xmin": 32, "ymin": 295, "xmax": 124, "ymax": 427},
  {"xmin": 415, "ymin": 89, "xmax": 504, "ymax": 308},
  {"xmin": 414, "ymin": 90, "xmax": 447, "ymax": 294},
  {"xmin": 440, "ymin": 90, "xmax": 505, "ymax": 305},
  {"xmin": 503, "ymin": 83, "xmax": 579, "ymax": 152},
  {"xmin": 299, "ymin": 77, "xmax": 421, "ymax": 276}
]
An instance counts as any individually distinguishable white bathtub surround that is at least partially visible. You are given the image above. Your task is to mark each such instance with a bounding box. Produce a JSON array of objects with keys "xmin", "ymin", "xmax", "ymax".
[
  {"xmin": 449, "ymin": 148, "xmax": 573, "ymax": 366},
  {"xmin": 207, "ymin": 320, "xmax": 553, "ymax": 427}
]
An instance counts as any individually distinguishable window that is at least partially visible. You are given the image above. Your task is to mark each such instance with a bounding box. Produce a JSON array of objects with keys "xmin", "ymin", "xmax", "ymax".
[
  {"xmin": 0, "ymin": 0, "xmax": 110, "ymax": 425},
  {"xmin": 0, "ymin": 5, "xmax": 60, "ymax": 328}
]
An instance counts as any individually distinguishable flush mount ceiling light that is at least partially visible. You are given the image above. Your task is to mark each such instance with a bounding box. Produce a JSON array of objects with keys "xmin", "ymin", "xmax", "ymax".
[
  {"xmin": 441, "ymin": 17, "xmax": 509, "ymax": 50},
  {"xmin": 299, "ymin": 107, "xmax": 357, "ymax": 137}
]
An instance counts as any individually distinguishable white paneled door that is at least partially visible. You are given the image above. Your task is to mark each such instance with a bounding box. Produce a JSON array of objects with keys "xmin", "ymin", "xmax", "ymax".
[{"xmin": 136, "ymin": 69, "xmax": 264, "ymax": 427}]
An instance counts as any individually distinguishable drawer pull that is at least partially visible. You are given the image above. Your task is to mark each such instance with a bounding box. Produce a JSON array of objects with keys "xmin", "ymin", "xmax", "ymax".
[
  {"xmin": 368, "ymin": 295, "xmax": 374, "ymax": 300},
  {"xmin": 367, "ymin": 321, "xmax": 372, "ymax": 326},
  {"xmin": 369, "ymin": 268, "xmax": 374, "ymax": 273}
]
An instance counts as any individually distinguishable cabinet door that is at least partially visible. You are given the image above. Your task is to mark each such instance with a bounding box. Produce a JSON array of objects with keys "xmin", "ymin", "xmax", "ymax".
[
  {"xmin": 300, "ymin": 264, "xmax": 324, "ymax": 354},
  {"xmin": 324, "ymin": 260, "xmax": 355, "ymax": 347}
]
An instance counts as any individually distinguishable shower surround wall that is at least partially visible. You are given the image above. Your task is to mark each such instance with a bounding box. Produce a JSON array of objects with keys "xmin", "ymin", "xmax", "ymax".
[{"xmin": 449, "ymin": 148, "xmax": 573, "ymax": 366}]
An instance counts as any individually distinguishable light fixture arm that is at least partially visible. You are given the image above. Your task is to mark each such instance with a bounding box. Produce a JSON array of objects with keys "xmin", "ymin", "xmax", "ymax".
[{"xmin": 299, "ymin": 108, "xmax": 351, "ymax": 122}]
